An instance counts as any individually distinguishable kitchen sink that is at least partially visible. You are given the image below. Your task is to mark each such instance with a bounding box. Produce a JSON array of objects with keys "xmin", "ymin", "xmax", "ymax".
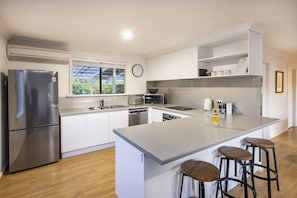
[{"xmin": 88, "ymin": 105, "xmax": 128, "ymax": 110}]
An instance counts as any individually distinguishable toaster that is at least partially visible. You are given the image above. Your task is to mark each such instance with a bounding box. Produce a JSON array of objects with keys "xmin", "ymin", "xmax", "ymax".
[{"xmin": 128, "ymin": 96, "xmax": 144, "ymax": 105}]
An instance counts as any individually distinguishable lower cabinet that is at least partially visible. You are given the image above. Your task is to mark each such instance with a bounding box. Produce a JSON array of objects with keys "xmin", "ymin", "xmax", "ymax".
[
  {"xmin": 61, "ymin": 114, "xmax": 87, "ymax": 153},
  {"xmin": 86, "ymin": 112, "xmax": 109, "ymax": 147},
  {"xmin": 61, "ymin": 110, "xmax": 128, "ymax": 155},
  {"xmin": 148, "ymin": 107, "xmax": 190, "ymax": 123},
  {"xmin": 115, "ymin": 135, "xmax": 145, "ymax": 198},
  {"xmin": 148, "ymin": 108, "xmax": 163, "ymax": 123},
  {"xmin": 109, "ymin": 110, "xmax": 129, "ymax": 142}
]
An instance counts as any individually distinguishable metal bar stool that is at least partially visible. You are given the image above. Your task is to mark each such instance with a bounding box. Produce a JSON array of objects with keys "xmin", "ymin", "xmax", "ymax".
[
  {"xmin": 179, "ymin": 160, "xmax": 220, "ymax": 198},
  {"xmin": 244, "ymin": 137, "xmax": 280, "ymax": 198},
  {"xmin": 216, "ymin": 146, "xmax": 256, "ymax": 198}
]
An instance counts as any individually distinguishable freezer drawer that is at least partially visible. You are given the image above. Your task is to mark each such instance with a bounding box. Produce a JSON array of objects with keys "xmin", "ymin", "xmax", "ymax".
[{"xmin": 9, "ymin": 125, "xmax": 60, "ymax": 173}]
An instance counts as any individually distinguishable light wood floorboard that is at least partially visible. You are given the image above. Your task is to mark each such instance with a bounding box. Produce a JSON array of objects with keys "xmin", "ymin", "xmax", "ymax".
[
  {"xmin": 0, "ymin": 148, "xmax": 117, "ymax": 198},
  {"xmin": 228, "ymin": 128, "xmax": 297, "ymax": 197},
  {"xmin": 0, "ymin": 128, "xmax": 297, "ymax": 197}
]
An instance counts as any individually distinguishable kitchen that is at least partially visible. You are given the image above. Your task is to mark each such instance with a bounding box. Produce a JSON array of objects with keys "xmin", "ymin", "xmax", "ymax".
[{"xmin": 0, "ymin": 1, "xmax": 297, "ymax": 197}]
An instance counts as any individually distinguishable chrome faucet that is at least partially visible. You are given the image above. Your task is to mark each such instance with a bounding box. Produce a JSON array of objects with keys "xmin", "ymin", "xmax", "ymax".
[{"xmin": 99, "ymin": 99, "xmax": 104, "ymax": 108}]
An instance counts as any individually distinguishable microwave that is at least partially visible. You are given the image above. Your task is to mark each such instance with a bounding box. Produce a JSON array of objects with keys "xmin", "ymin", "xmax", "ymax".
[{"xmin": 144, "ymin": 94, "xmax": 164, "ymax": 104}]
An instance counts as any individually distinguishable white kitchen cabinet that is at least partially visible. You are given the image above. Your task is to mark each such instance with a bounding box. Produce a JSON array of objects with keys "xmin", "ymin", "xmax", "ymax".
[
  {"xmin": 61, "ymin": 110, "xmax": 129, "ymax": 156},
  {"xmin": 146, "ymin": 51, "xmax": 180, "ymax": 81},
  {"xmin": 109, "ymin": 110, "xmax": 129, "ymax": 142},
  {"xmin": 146, "ymin": 46, "xmax": 197, "ymax": 81},
  {"xmin": 115, "ymin": 135, "xmax": 145, "ymax": 198},
  {"xmin": 197, "ymin": 30, "xmax": 262, "ymax": 77},
  {"xmin": 148, "ymin": 108, "xmax": 163, "ymax": 123},
  {"xmin": 61, "ymin": 114, "xmax": 86, "ymax": 153},
  {"xmin": 86, "ymin": 112, "xmax": 109, "ymax": 147},
  {"xmin": 146, "ymin": 25, "xmax": 263, "ymax": 81},
  {"xmin": 179, "ymin": 46, "xmax": 198, "ymax": 79},
  {"xmin": 148, "ymin": 108, "xmax": 190, "ymax": 123},
  {"xmin": 162, "ymin": 110, "xmax": 190, "ymax": 118}
]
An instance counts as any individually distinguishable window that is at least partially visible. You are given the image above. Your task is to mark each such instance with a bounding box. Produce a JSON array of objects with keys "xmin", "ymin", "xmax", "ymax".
[{"xmin": 72, "ymin": 60, "xmax": 125, "ymax": 95}]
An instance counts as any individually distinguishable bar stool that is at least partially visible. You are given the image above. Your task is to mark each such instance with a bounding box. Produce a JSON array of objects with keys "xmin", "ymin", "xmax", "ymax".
[
  {"xmin": 179, "ymin": 160, "xmax": 220, "ymax": 198},
  {"xmin": 216, "ymin": 146, "xmax": 256, "ymax": 198},
  {"xmin": 244, "ymin": 137, "xmax": 280, "ymax": 198}
]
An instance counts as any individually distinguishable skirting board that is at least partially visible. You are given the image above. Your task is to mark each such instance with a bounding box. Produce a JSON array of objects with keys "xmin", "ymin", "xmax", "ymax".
[
  {"xmin": 62, "ymin": 142, "xmax": 115, "ymax": 158},
  {"xmin": 0, "ymin": 161, "xmax": 8, "ymax": 179}
]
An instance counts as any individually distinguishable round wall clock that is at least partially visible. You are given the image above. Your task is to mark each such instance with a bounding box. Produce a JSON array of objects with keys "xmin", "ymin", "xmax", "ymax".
[{"xmin": 132, "ymin": 64, "xmax": 143, "ymax": 77}]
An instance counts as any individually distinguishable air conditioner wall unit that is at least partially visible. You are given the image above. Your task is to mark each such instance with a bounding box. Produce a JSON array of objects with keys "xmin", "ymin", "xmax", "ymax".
[{"xmin": 6, "ymin": 37, "xmax": 70, "ymax": 65}]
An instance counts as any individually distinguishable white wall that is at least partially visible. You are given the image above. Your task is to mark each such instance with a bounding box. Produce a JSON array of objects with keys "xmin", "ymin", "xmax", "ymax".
[
  {"xmin": 262, "ymin": 46, "xmax": 297, "ymax": 139},
  {"xmin": 7, "ymin": 53, "xmax": 146, "ymax": 97},
  {"xmin": 0, "ymin": 33, "xmax": 8, "ymax": 177},
  {"xmin": 8, "ymin": 61, "xmax": 70, "ymax": 97}
]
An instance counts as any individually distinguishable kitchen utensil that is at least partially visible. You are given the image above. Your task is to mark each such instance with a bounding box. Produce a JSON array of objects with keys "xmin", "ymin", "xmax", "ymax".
[
  {"xmin": 148, "ymin": 88, "xmax": 158, "ymax": 94},
  {"xmin": 226, "ymin": 103, "xmax": 232, "ymax": 115},
  {"xmin": 204, "ymin": 98, "xmax": 212, "ymax": 111},
  {"xmin": 128, "ymin": 95, "xmax": 143, "ymax": 105}
]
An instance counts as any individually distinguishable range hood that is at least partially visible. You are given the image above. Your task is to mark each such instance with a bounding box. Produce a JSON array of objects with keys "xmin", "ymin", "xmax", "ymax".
[{"xmin": 7, "ymin": 37, "xmax": 70, "ymax": 65}]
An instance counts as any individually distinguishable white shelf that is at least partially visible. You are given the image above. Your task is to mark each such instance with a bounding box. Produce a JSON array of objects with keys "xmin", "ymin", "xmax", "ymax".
[
  {"xmin": 198, "ymin": 73, "xmax": 248, "ymax": 79},
  {"xmin": 197, "ymin": 29, "xmax": 262, "ymax": 77},
  {"xmin": 198, "ymin": 51, "xmax": 248, "ymax": 63}
]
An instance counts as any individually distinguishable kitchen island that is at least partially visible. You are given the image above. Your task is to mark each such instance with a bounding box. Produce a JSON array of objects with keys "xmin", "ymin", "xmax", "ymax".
[{"xmin": 114, "ymin": 114, "xmax": 278, "ymax": 198}]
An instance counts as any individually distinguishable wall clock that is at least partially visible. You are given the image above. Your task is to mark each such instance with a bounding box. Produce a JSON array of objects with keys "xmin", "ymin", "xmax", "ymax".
[{"xmin": 132, "ymin": 64, "xmax": 143, "ymax": 77}]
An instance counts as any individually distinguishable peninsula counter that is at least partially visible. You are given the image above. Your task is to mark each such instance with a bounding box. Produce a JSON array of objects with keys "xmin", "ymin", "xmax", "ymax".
[{"xmin": 114, "ymin": 114, "xmax": 278, "ymax": 198}]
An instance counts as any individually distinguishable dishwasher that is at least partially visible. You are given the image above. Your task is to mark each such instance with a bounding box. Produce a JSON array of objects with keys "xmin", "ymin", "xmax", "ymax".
[{"xmin": 129, "ymin": 108, "xmax": 148, "ymax": 126}]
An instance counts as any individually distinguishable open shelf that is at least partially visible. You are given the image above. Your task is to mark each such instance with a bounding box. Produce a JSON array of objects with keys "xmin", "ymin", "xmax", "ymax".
[{"xmin": 197, "ymin": 51, "xmax": 248, "ymax": 63}]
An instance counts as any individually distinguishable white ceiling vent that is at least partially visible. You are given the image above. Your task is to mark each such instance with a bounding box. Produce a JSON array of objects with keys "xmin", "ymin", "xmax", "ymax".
[{"xmin": 7, "ymin": 37, "xmax": 70, "ymax": 65}]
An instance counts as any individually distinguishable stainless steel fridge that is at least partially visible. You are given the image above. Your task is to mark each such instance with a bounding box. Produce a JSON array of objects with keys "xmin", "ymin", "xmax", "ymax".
[{"xmin": 8, "ymin": 69, "xmax": 60, "ymax": 173}]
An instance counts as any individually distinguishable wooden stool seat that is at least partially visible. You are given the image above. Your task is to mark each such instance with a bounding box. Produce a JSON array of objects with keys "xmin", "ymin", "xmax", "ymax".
[
  {"xmin": 218, "ymin": 146, "xmax": 252, "ymax": 161},
  {"xmin": 244, "ymin": 137, "xmax": 274, "ymax": 148},
  {"xmin": 181, "ymin": 160, "xmax": 220, "ymax": 182},
  {"xmin": 179, "ymin": 160, "xmax": 220, "ymax": 197}
]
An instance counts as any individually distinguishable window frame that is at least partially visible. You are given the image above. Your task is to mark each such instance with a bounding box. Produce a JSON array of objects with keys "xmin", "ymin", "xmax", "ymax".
[{"xmin": 70, "ymin": 58, "xmax": 126, "ymax": 96}]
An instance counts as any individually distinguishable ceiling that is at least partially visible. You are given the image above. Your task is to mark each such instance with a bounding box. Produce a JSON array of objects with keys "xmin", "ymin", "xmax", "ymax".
[{"xmin": 0, "ymin": 0, "xmax": 296, "ymax": 58}]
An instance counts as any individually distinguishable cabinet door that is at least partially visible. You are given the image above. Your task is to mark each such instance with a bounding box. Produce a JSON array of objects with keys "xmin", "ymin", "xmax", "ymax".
[
  {"xmin": 150, "ymin": 109, "xmax": 163, "ymax": 123},
  {"xmin": 86, "ymin": 112, "xmax": 109, "ymax": 147},
  {"xmin": 163, "ymin": 51, "xmax": 180, "ymax": 80},
  {"xmin": 146, "ymin": 51, "xmax": 180, "ymax": 81},
  {"xmin": 61, "ymin": 115, "xmax": 87, "ymax": 153},
  {"xmin": 109, "ymin": 110, "xmax": 129, "ymax": 142},
  {"xmin": 179, "ymin": 46, "xmax": 198, "ymax": 78},
  {"xmin": 162, "ymin": 110, "xmax": 190, "ymax": 118},
  {"xmin": 115, "ymin": 135, "xmax": 145, "ymax": 198}
]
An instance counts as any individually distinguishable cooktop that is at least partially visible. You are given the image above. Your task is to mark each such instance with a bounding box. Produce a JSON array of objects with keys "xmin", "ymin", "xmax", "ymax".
[{"xmin": 166, "ymin": 106, "xmax": 196, "ymax": 111}]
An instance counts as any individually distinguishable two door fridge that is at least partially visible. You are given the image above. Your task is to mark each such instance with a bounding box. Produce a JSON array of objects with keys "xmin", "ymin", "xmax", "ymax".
[{"xmin": 8, "ymin": 70, "xmax": 60, "ymax": 173}]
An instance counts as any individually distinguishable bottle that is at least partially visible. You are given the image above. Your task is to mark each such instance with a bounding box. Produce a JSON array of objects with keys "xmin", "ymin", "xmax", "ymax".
[{"xmin": 212, "ymin": 106, "xmax": 219, "ymax": 127}]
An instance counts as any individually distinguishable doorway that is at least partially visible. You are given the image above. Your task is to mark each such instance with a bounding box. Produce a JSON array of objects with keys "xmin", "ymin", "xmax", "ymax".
[{"xmin": 288, "ymin": 68, "xmax": 296, "ymax": 128}]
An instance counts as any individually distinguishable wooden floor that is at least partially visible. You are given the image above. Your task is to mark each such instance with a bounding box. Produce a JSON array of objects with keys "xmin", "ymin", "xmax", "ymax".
[
  {"xmin": 229, "ymin": 128, "xmax": 297, "ymax": 198},
  {"xmin": 0, "ymin": 128, "xmax": 297, "ymax": 198}
]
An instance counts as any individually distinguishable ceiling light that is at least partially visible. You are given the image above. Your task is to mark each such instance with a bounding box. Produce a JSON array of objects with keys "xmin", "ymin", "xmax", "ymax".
[{"xmin": 122, "ymin": 30, "xmax": 133, "ymax": 40}]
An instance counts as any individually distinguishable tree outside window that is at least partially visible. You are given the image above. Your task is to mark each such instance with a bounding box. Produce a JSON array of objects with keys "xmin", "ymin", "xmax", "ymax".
[{"xmin": 72, "ymin": 62, "xmax": 125, "ymax": 95}]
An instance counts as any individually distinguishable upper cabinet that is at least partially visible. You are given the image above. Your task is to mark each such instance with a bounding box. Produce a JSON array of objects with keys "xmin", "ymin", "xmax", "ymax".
[
  {"xmin": 197, "ymin": 30, "xmax": 262, "ymax": 77},
  {"xmin": 146, "ymin": 46, "xmax": 198, "ymax": 81},
  {"xmin": 146, "ymin": 23, "xmax": 263, "ymax": 81},
  {"xmin": 179, "ymin": 46, "xmax": 199, "ymax": 79}
]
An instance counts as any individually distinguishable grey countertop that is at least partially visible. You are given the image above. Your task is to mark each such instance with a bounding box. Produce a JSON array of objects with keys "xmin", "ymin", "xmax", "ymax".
[
  {"xmin": 59, "ymin": 103, "xmax": 279, "ymax": 165},
  {"xmin": 113, "ymin": 115, "xmax": 279, "ymax": 165},
  {"xmin": 59, "ymin": 103, "xmax": 194, "ymax": 116}
]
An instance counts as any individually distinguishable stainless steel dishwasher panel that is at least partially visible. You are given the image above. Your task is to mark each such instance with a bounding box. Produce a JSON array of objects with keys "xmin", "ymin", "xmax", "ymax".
[{"xmin": 129, "ymin": 108, "xmax": 148, "ymax": 126}]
